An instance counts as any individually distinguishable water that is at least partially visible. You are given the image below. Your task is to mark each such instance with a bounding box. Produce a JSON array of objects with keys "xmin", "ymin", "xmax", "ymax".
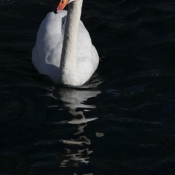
[{"xmin": 1, "ymin": 0, "xmax": 175, "ymax": 174}]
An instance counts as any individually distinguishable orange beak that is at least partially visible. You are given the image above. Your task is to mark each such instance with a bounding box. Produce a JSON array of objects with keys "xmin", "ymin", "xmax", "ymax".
[{"xmin": 57, "ymin": 0, "xmax": 69, "ymax": 13}]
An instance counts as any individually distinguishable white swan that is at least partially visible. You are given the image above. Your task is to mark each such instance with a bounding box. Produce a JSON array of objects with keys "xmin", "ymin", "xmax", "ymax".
[{"xmin": 32, "ymin": 0, "xmax": 99, "ymax": 86}]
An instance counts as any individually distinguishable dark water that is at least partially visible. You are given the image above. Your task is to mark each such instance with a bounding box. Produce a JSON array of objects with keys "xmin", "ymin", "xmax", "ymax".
[{"xmin": 1, "ymin": 0, "xmax": 175, "ymax": 174}]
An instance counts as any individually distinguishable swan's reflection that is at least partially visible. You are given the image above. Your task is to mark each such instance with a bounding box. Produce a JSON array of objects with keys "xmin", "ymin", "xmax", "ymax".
[
  {"xmin": 60, "ymin": 148, "xmax": 93, "ymax": 167},
  {"xmin": 46, "ymin": 86, "xmax": 101, "ymax": 168}
]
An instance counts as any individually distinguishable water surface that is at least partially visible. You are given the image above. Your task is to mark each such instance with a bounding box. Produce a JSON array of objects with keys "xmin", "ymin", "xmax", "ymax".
[{"xmin": 1, "ymin": 0, "xmax": 175, "ymax": 174}]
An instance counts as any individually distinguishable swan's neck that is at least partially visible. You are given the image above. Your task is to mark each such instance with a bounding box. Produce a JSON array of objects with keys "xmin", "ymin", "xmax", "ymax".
[{"xmin": 60, "ymin": 0, "xmax": 83, "ymax": 85}]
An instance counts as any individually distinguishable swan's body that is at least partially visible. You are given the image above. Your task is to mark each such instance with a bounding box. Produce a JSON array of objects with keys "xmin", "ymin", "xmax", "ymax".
[{"xmin": 32, "ymin": 0, "xmax": 99, "ymax": 86}]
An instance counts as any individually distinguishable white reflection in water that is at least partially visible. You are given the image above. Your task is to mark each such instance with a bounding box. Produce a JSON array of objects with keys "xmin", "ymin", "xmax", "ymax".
[
  {"xmin": 45, "ymin": 86, "xmax": 101, "ymax": 170},
  {"xmin": 62, "ymin": 136, "xmax": 91, "ymax": 146},
  {"xmin": 60, "ymin": 148, "xmax": 93, "ymax": 167}
]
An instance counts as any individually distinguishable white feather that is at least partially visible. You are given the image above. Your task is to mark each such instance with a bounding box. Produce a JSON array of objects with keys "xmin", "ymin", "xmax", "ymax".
[{"xmin": 32, "ymin": 0, "xmax": 99, "ymax": 86}]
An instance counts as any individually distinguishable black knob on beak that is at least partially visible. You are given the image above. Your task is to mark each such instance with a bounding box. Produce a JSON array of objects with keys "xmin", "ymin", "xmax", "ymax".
[{"xmin": 54, "ymin": 9, "xmax": 58, "ymax": 14}]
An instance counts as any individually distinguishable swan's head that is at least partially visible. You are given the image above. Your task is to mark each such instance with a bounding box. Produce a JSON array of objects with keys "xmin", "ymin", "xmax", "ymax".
[{"xmin": 54, "ymin": 0, "xmax": 76, "ymax": 14}]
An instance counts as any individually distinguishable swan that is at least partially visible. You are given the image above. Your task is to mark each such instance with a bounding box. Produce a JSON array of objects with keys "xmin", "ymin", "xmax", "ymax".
[{"xmin": 32, "ymin": 0, "xmax": 99, "ymax": 86}]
